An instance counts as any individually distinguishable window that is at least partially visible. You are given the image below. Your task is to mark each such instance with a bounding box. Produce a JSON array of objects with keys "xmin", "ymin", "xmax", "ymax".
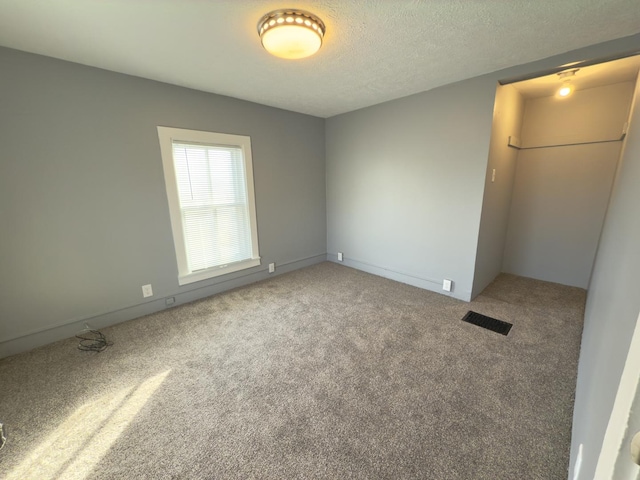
[{"xmin": 157, "ymin": 127, "xmax": 260, "ymax": 285}]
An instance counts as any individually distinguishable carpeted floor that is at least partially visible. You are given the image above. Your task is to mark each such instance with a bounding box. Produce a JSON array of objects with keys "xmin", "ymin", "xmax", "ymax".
[{"xmin": 0, "ymin": 262, "xmax": 585, "ymax": 479}]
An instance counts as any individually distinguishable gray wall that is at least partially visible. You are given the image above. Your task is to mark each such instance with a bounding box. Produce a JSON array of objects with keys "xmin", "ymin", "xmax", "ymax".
[
  {"xmin": 326, "ymin": 76, "xmax": 496, "ymax": 301},
  {"xmin": 570, "ymin": 74, "xmax": 640, "ymax": 480},
  {"xmin": 502, "ymin": 82, "xmax": 634, "ymax": 288},
  {"xmin": 0, "ymin": 47, "xmax": 326, "ymax": 356},
  {"xmin": 472, "ymin": 84, "xmax": 524, "ymax": 298}
]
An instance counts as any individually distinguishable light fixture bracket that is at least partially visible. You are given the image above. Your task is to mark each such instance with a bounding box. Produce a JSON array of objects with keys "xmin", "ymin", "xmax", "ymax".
[{"xmin": 557, "ymin": 68, "xmax": 580, "ymax": 80}]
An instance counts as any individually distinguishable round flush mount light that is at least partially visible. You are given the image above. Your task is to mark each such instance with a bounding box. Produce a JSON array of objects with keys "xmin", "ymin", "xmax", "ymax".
[{"xmin": 257, "ymin": 9, "xmax": 326, "ymax": 60}]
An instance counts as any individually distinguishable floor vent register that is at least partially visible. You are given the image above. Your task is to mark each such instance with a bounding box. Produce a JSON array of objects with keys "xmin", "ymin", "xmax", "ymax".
[{"xmin": 462, "ymin": 311, "xmax": 512, "ymax": 336}]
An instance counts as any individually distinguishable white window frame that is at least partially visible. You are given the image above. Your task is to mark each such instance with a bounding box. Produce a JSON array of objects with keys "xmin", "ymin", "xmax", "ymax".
[{"xmin": 157, "ymin": 126, "xmax": 261, "ymax": 285}]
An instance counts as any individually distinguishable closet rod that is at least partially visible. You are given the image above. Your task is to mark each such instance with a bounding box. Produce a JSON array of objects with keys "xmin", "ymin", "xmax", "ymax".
[{"xmin": 509, "ymin": 138, "xmax": 624, "ymax": 150}]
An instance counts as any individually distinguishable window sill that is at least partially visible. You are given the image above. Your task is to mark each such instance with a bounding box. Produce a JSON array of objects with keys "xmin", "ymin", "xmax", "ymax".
[{"xmin": 178, "ymin": 257, "xmax": 261, "ymax": 286}]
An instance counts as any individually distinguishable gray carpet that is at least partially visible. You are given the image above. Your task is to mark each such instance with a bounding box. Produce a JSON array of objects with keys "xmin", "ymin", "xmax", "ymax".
[{"xmin": 0, "ymin": 262, "xmax": 585, "ymax": 479}]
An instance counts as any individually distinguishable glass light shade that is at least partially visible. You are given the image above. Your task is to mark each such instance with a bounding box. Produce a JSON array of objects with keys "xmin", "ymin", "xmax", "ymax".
[
  {"xmin": 261, "ymin": 25, "xmax": 322, "ymax": 59},
  {"xmin": 258, "ymin": 10, "xmax": 325, "ymax": 60}
]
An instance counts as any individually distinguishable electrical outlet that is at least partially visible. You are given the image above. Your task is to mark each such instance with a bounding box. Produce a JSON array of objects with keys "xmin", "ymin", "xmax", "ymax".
[
  {"xmin": 443, "ymin": 279, "xmax": 452, "ymax": 292},
  {"xmin": 165, "ymin": 297, "xmax": 175, "ymax": 306},
  {"xmin": 142, "ymin": 284, "xmax": 153, "ymax": 298},
  {"xmin": 337, "ymin": 252, "xmax": 343, "ymax": 262},
  {"xmin": 269, "ymin": 263, "xmax": 275, "ymax": 273}
]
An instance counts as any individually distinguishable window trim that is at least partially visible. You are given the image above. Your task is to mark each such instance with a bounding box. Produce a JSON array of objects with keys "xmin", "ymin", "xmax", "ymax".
[{"xmin": 157, "ymin": 126, "xmax": 261, "ymax": 286}]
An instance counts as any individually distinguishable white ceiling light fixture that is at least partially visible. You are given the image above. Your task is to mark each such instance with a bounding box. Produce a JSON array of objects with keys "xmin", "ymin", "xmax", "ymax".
[
  {"xmin": 557, "ymin": 69, "xmax": 579, "ymax": 97},
  {"xmin": 257, "ymin": 9, "xmax": 326, "ymax": 60}
]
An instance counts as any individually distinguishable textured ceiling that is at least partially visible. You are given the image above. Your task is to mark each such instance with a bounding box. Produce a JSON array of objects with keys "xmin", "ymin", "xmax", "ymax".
[{"xmin": 0, "ymin": 0, "xmax": 639, "ymax": 118}]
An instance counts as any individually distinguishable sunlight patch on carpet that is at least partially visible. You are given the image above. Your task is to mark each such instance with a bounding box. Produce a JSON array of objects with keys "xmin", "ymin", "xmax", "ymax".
[{"xmin": 6, "ymin": 370, "xmax": 171, "ymax": 480}]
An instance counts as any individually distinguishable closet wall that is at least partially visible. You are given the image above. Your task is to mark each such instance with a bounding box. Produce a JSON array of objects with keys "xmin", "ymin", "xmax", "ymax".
[
  {"xmin": 472, "ymin": 84, "xmax": 524, "ymax": 298},
  {"xmin": 501, "ymin": 82, "xmax": 635, "ymax": 288}
]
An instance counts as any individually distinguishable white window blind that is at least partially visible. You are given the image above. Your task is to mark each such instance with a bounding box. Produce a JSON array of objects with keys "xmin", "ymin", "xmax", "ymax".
[{"xmin": 158, "ymin": 127, "xmax": 260, "ymax": 285}]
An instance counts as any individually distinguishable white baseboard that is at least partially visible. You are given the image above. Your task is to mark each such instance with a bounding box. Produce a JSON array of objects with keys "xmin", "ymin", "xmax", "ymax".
[
  {"xmin": 327, "ymin": 254, "xmax": 470, "ymax": 302},
  {"xmin": 0, "ymin": 254, "xmax": 326, "ymax": 359}
]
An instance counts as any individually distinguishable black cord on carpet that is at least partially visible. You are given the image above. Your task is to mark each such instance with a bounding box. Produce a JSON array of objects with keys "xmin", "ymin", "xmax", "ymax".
[{"xmin": 76, "ymin": 328, "xmax": 113, "ymax": 352}]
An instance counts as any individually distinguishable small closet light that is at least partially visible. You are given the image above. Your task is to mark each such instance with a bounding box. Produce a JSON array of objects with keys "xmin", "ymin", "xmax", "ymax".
[
  {"xmin": 557, "ymin": 69, "xmax": 579, "ymax": 98},
  {"xmin": 558, "ymin": 84, "xmax": 573, "ymax": 97}
]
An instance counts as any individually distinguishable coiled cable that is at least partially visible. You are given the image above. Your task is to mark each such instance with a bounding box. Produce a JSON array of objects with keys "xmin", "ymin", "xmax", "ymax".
[{"xmin": 76, "ymin": 327, "xmax": 112, "ymax": 352}]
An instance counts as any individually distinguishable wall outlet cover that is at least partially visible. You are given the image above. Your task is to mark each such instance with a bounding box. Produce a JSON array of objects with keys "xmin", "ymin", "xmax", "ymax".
[
  {"xmin": 142, "ymin": 284, "xmax": 153, "ymax": 298},
  {"xmin": 443, "ymin": 279, "xmax": 452, "ymax": 292},
  {"xmin": 268, "ymin": 263, "xmax": 275, "ymax": 273},
  {"xmin": 337, "ymin": 252, "xmax": 343, "ymax": 262}
]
